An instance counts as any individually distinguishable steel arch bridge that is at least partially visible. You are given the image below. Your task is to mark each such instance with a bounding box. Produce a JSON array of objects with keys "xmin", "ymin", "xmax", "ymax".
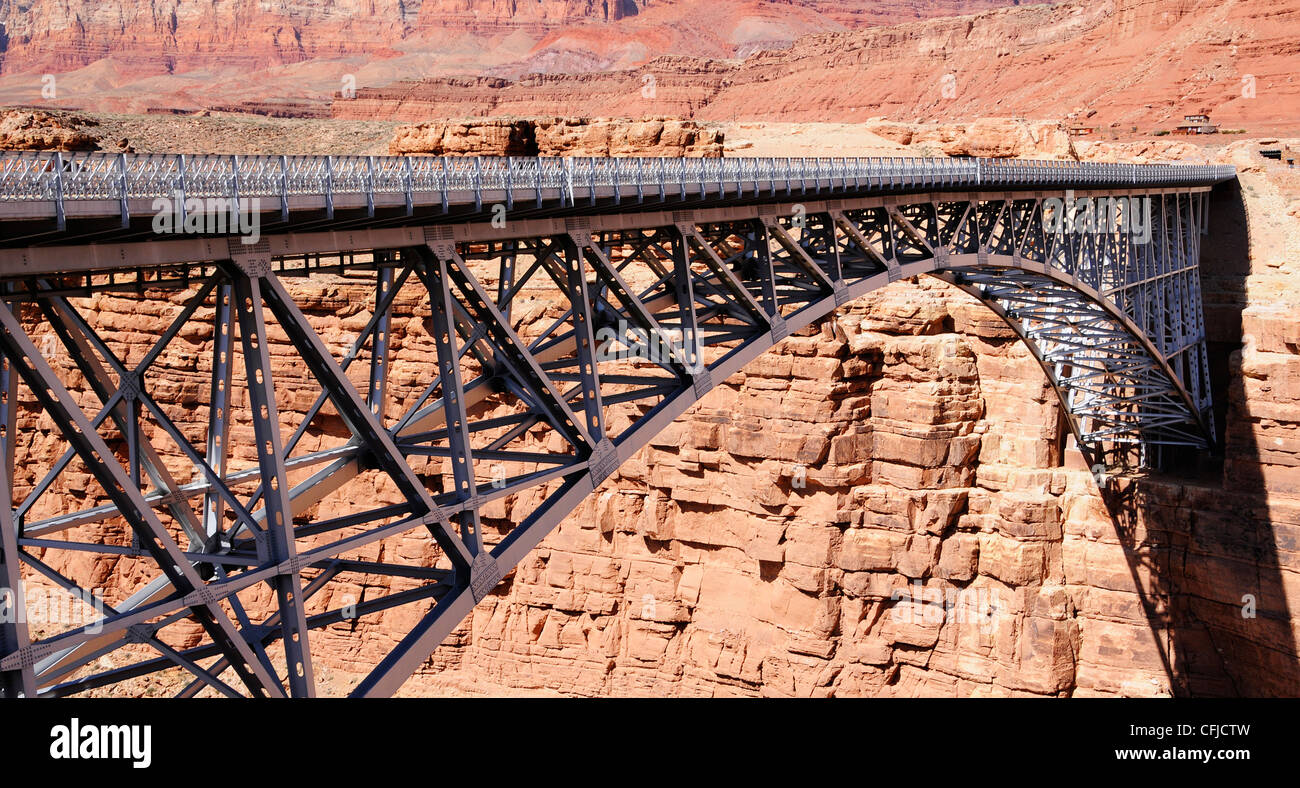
[{"xmin": 0, "ymin": 153, "xmax": 1235, "ymax": 698}]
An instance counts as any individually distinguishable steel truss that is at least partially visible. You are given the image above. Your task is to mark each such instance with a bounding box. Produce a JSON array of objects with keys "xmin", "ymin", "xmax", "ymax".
[{"xmin": 0, "ymin": 187, "xmax": 1216, "ymax": 697}]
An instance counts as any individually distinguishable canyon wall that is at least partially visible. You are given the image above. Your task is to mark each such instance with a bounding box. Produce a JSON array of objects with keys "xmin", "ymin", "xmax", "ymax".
[
  {"xmin": 14, "ymin": 0, "xmax": 1295, "ymax": 136},
  {"xmin": 0, "ymin": 0, "xmax": 416, "ymax": 76},
  {"xmin": 0, "ymin": 0, "xmax": 1018, "ymax": 78},
  {"xmin": 333, "ymin": 0, "xmax": 1300, "ymax": 137}
]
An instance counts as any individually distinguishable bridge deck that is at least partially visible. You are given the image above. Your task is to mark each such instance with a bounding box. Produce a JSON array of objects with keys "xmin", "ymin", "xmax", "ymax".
[{"xmin": 0, "ymin": 153, "xmax": 1236, "ymax": 262}]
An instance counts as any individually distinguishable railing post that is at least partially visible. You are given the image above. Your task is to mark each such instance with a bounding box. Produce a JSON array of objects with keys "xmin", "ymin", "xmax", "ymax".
[
  {"xmin": 473, "ymin": 157, "xmax": 483, "ymax": 212},
  {"xmin": 563, "ymin": 157, "xmax": 574, "ymax": 207},
  {"xmin": 506, "ymin": 157, "xmax": 515, "ymax": 211},
  {"xmin": 52, "ymin": 152, "xmax": 66, "ymax": 232},
  {"xmin": 440, "ymin": 156, "xmax": 449, "ymax": 213},
  {"xmin": 535, "ymin": 158, "xmax": 544, "ymax": 206},
  {"xmin": 279, "ymin": 155, "xmax": 289, "ymax": 223},
  {"xmin": 365, "ymin": 156, "xmax": 375, "ymax": 217},
  {"xmin": 403, "ymin": 155, "xmax": 414, "ymax": 216},
  {"xmin": 231, "ymin": 154, "xmax": 241, "ymax": 221},
  {"xmin": 176, "ymin": 154, "xmax": 187, "ymax": 228},
  {"xmin": 117, "ymin": 152, "xmax": 129, "ymax": 229},
  {"xmin": 324, "ymin": 155, "xmax": 334, "ymax": 220}
]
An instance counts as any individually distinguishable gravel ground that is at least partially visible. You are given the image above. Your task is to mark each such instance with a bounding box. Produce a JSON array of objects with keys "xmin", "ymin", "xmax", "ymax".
[{"xmin": 24, "ymin": 109, "xmax": 405, "ymax": 155}]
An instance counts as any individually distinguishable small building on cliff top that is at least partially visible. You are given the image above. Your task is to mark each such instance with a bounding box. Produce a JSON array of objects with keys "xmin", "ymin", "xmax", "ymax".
[{"xmin": 1174, "ymin": 114, "xmax": 1218, "ymax": 135}]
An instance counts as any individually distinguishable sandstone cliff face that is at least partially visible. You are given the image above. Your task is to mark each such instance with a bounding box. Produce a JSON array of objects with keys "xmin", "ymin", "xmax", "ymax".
[
  {"xmin": 0, "ymin": 0, "xmax": 1018, "ymax": 98},
  {"xmin": 0, "ymin": 0, "xmax": 414, "ymax": 76},
  {"xmin": 409, "ymin": 285, "xmax": 1099, "ymax": 696},
  {"xmin": 389, "ymin": 119, "xmax": 540, "ymax": 156},
  {"xmin": 0, "ymin": 109, "xmax": 99, "ymax": 150},
  {"xmin": 14, "ymin": 0, "xmax": 1292, "ymax": 138},
  {"xmin": 532, "ymin": 116, "xmax": 723, "ymax": 156},
  {"xmin": 331, "ymin": 0, "xmax": 1300, "ymax": 139},
  {"xmin": 899, "ymin": 118, "xmax": 1077, "ymax": 159},
  {"xmin": 414, "ymin": 0, "xmax": 644, "ymax": 27},
  {"xmin": 387, "ymin": 117, "xmax": 723, "ymax": 156}
]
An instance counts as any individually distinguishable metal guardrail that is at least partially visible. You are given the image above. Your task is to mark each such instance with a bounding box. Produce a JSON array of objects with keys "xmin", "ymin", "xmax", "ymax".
[{"xmin": 0, "ymin": 152, "xmax": 1238, "ymax": 212}]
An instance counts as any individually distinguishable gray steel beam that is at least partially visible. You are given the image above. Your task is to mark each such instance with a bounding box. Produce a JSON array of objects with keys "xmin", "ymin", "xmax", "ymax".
[
  {"xmin": 425, "ymin": 254, "xmax": 485, "ymax": 560},
  {"xmin": 204, "ymin": 281, "xmax": 236, "ymax": 544},
  {"xmin": 228, "ymin": 260, "xmax": 316, "ymax": 697},
  {"xmin": 0, "ymin": 356, "xmax": 34, "ymax": 696}
]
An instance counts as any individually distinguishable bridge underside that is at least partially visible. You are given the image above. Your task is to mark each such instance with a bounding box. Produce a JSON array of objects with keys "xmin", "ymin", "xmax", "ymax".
[{"xmin": 0, "ymin": 186, "xmax": 1214, "ymax": 698}]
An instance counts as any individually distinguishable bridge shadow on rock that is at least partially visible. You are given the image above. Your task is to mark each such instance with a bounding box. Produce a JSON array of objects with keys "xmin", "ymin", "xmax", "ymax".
[
  {"xmin": 1098, "ymin": 469, "xmax": 1298, "ymax": 697},
  {"xmin": 1099, "ymin": 181, "xmax": 1299, "ymax": 697}
]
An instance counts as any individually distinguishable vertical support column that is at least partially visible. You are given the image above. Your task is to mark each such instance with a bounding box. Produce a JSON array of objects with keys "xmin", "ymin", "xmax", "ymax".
[
  {"xmin": 749, "ymin": 221, "xmax": 782, "ymax": 323},
  {"xmin": 1186, "ymin": 192, "xmax": 1214, "ymax": 429},
  {"xmin": 820, "ymin": 212, "xmax": 845, "ymax": 286},
  {"xmin": 497, "ymin": 241, "xmax": 517, "ymax": 322},
  {"xmin": 203, "ymin": 281, "xmax": 236, "ymax": 546},
  {"xmin": 562, "ymin": 235, "xmax": 605, "ymax": 444},
  {"xmin": 368, "ymin": 262, "xmax": 395, "ymax": 420},
  {"xmin": 0, "ymin": 350, "xmax": 34, "ymax": 698},
  {"xmin": 228, "ymin": 259, "xmax": 315, "ymax": 698},
  {"xmin": 1138, "ymin": 199, "xmax": 1156, "ymax": 351},
  {"xmin": 0, "ymin": 347, "xmax": 14, "ymax": 499},
  {"xmin": 670, "ymin": 227, "xmax": 703, "ymax": 377},
  {"xmin": 1154, "ymin": 193, "xmax": 1169, "ymax": 359},
  {"xmin": 1054, "ymin": 191, "xmax": 1072, "ymax": 278},
  {"xmin": 425, "ymin": 255, "xmax": 484, "ymax": 561},
  {"xmin": 1169, "ymin": 194, "xmax": 1188, "ymax": 383},
  {"xmin": 124, "ymin": 391, "xmax": 142, "ymax": 550},
  {"xmin": 116, "ymin": 153, "xmax": 130, "ymax": 229}
]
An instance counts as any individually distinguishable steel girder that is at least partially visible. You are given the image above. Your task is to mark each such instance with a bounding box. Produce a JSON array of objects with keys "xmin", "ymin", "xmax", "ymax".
[{"xmin": 0, "ymin": 188, "xmax": 1216, "ymax": 697}]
